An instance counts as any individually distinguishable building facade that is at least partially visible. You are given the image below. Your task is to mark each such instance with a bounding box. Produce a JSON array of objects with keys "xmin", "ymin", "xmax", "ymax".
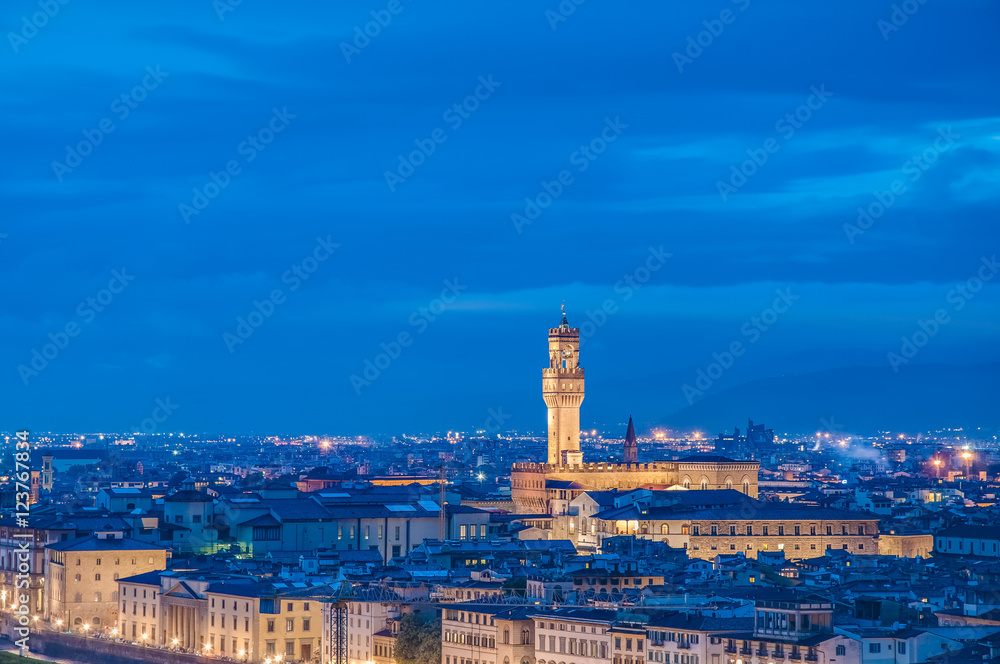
[{"xmin": 45, "ymin": 532, "xmax": 168, "ymax": 631}]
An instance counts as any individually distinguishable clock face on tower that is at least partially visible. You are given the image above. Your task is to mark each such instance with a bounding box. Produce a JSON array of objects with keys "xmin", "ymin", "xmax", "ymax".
[{"xmin": 562, "ymin": 348, "xmax": 573, "ymax": 357}]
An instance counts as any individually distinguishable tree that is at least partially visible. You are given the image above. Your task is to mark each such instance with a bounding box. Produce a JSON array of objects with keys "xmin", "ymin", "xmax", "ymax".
[{"xmin": 396, "ymin": 613, "xmax": 441, "ymax": 664}]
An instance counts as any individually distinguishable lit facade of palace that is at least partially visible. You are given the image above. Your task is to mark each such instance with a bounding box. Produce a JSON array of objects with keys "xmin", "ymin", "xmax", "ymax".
[{"xmin": 511, "ymin": 314, "xmax": 759, "ymax": 514}]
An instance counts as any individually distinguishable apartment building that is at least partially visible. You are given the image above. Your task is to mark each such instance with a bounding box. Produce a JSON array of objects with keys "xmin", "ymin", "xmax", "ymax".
[
  {"xmin": 441, "ymin": 603, "xmax": 536, "ymax": 664},
  {"xmin": 45, "ymin": 531, "xmax": 168, "ymax": 631}
]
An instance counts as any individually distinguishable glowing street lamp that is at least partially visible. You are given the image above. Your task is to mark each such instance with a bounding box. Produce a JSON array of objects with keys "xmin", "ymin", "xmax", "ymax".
[{"xmin": 932, "ymin": 458, "xmax": 942, "ymax": 478}]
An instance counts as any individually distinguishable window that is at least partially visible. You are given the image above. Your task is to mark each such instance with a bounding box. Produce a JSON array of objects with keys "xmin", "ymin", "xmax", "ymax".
[
  {"xmin": 762, "ymin": 526, "xmax": 768, "ymax": 536},
  {"xmin": 460, "ymin": 525, "xmax": 467, "ymax": 539},
  {"xmin": 836, "ymin": 646, "xmax": 846, "ymax": 656},
  {"xmin": 395, "ymin": 526, "xmax": 400, "ymax": 540},
  {"xmin": 175, "ymin": 515, "xmax": 183, "ymax": 523},
  {"xmin": 96, "ymin": 558, "xmax": 101, "ymax": 565},
  {"xmin": 365, "ymin": 525, "xmax": 370, "ymax": 539},
  {"xmin": 267, "ymin": 620, "xmax": 275, "ymax": 633},
  {"xmin": 193, "ymin": 515, "xmax": 202, "ymax": 523},
  {"xmin": 897, "ymin": 642, "xmax": 906, "ymax": 654},
  {"xmin": 692, "ymin": 526, "xmax": 699, "ymax": 536},
  {"xmin": 746, "ymin": 525, "xmax": 752, "ymax": 536},
  {"xmin": 95, "ymin": 574, "xmax": 101, "ymax": 581},
  {"xmin": 869, "ymin": 644, "xmax": 881, "ymax": 653},
  {"xmin": 778, "ymin": 526, "xmax": 784, "ymax": 536},
  {"xmin": 75, "ymin": 574, "xmax": 81, "ymax": 581},
  {"xmin": 303, "ymin": 618, "xmax": 311, "ymax": 632},
  {"xmin": 858, "ymin": 525, "xmax": 865, "ymax": 535},
  {"xmin": 729, "ymin": 525, "xmax": 736, "ymax": 536},
  {"xmin": 287, "ymin": 602, "xmax": 293, "ymax": 612},
  {"xmin": 794, "ymin": 525, "xmax": 800, "ymax": 535},
  {"xmin": 286, "ymin": 618, "xmax": 294, "ymax": 631},
  {"xmin": 710, "ymin": 525, "xmax": 717, "ymax": 536}
]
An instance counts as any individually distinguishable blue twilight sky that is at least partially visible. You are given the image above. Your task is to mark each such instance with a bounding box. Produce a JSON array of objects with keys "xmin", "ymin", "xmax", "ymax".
[{"xmin": 2, "ymin": 0, "xmax": 999, "ymax": 437}]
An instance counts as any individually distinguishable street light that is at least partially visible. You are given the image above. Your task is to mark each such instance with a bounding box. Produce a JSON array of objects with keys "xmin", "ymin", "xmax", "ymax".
[
  {"xmin": 932, "ymin": 459, "xmax": 942, "ymax": 478},
  {"xmin": 963, "ymin": 451, "xmax": 973, "ymax": 478}
]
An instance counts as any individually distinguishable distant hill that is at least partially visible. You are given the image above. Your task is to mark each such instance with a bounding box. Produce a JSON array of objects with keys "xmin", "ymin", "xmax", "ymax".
[{"xmin": 662, "ymin": 362, "xmax": 1000, "ymax": 436}]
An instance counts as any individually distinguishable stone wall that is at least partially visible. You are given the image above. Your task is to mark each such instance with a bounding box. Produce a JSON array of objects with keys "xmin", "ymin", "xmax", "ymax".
[{"xmin": 27, "ymin": 630, "xmax": 215, "ymax": 664}]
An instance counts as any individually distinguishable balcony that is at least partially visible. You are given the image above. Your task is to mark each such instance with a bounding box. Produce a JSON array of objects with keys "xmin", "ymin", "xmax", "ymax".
[
  {"xmin": 789, "ymin": 652, "xmax": 801, "ymax": 661},
  {"xmin": 805, "ymin": 655, "xmax": 819, "ymax": 662},
  {"xmin": 739, "ymin": 649, "xmax": 752, "ymax": 656},
  {"xmin": 773, "ymin": 651, "xmax": 785, "ymax": 660},
  {"xmin": 756, "ymin": 649, "xmax": 770, "ymax": 657},
  {"xmin": 724, "ymin": 646, "xmax": 737, "ymax": 654},
  {"xmin": 677, "ymin": 643, "xmax": 691, "ymax": 650}
]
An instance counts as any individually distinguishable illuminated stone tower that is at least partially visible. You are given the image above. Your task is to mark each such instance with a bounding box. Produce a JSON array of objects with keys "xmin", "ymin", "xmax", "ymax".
[{"xmin": 544, "ymin": 308, "xmax": 585, "ymax": 465}]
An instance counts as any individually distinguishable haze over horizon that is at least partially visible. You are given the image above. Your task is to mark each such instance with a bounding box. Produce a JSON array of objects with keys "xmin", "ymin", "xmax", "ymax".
[{"xmin": 3, "ymin": 1, "xmax": 998, "ymax": 435}]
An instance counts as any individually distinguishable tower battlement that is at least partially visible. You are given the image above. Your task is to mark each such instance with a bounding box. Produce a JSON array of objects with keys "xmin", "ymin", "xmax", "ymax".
[{"xmin": 542, "ymin": 368, "xmax": 585, "ymax": 377}]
